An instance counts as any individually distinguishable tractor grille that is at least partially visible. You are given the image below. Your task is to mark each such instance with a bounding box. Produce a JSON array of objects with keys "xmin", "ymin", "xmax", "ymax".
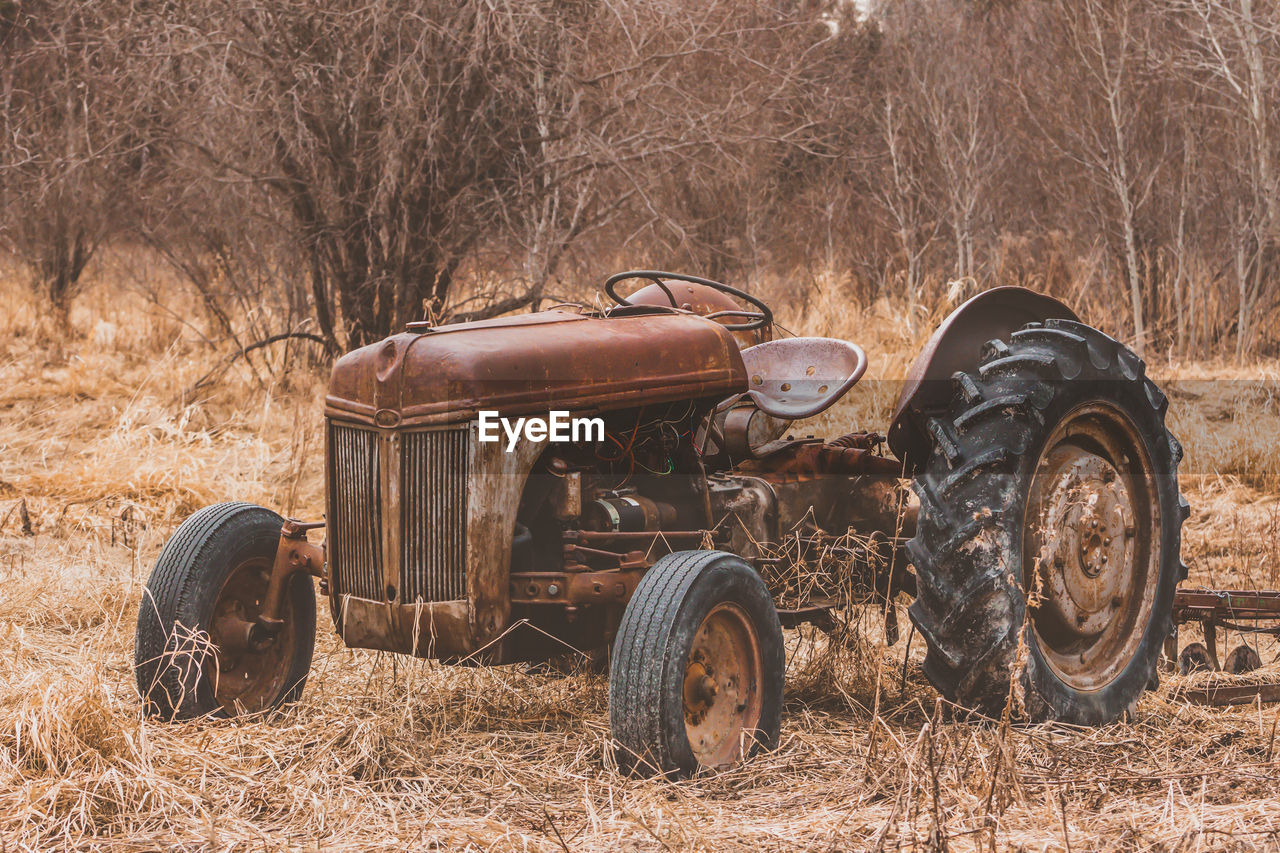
[
  {"xmin": 327, "ymin": 422, "xmax": 469, "ymax": 603},
  {"xmin": 328, "ymin": 423, "xmax": 383, "ymax": 600},
  {"xmin": 400, "ymin": 428, "xmax": 469, "ymax": 602}
]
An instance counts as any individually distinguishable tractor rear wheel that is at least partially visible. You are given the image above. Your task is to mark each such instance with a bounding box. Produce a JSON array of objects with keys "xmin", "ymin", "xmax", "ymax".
[
  {"xmin": 609, "ymin": 550, "xmax": 784, "ymax": 776},
  {"xmin": 134, "ymin": 502, "xmax": 316, "ymax": 719},
  {"xmin": 907, "ymin": 319, "xmax": 1187, "ymax": 724}
]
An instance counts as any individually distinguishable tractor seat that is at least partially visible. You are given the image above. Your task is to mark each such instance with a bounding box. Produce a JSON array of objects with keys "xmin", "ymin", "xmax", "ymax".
[{"xmin": 738, "ymin": 337, "xmax": 867, "ymax": 421}]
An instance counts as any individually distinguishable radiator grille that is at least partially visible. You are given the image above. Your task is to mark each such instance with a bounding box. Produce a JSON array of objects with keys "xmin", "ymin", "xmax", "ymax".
[
  {"xmin": 400, "ymin": 428, "xmax": 469, "ymax": 602},
  {"xmin": 327, "ymin": 423, "xmax": 383, "ymax": 600},
  {"xmin": 327, "ymin": 421, "xmax": 469, "ymax": 604}
]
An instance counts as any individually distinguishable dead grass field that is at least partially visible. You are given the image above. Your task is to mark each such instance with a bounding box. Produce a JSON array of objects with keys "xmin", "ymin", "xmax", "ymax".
[{"xmin": 3, "ymin": 271, "xmax": 1280, "ymax": 851}]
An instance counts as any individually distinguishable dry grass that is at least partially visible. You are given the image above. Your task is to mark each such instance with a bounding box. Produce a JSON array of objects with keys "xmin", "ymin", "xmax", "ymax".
[{"xmin": 3, "ymin": 268, "xmax": 1280, "ymax": 851}]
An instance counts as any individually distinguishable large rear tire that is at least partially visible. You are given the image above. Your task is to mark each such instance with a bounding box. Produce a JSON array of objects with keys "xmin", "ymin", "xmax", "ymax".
[
  {"xmin": 609, "ymin": 550, "xmax": 785, "ymax": 776},
  {"xmin": 134, "ymin": 502, "xmax": 316, "ymax": 719},
  {"xmin": 907, "ymin": 319, "xmax": 1187, "ymax": 724}
]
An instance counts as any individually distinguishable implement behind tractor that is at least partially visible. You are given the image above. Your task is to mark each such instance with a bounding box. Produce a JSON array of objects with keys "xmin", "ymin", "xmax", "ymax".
[
  {"xmin": 1169, "ymin": 589, "xmax": 1280, "ymax": 705},
  {"xmin": 132, "ymin": 270, "xmax": 1267, "ymax": 777}
]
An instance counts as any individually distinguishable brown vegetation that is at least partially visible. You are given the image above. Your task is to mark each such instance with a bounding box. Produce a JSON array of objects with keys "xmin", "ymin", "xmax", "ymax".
[
  {"xmin": 5, "ymin": 0, "xmax": 1280, "ymax": 847},
  {"xmin": 2, "ymin": 270, "xmax": 1280, "ymax": 850},
  {"xmin": 5, "ymin": 0, "xmax": 1280, "ymax": 359}
]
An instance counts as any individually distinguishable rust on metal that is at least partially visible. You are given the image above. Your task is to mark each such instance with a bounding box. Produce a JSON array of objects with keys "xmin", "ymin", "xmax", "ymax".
[
  {"xmin": 209, "ymin": 555, "xmax": 300, "ymax": 714},
  {"xmin": 550, "ymin": 470, "xmax": 582, "ymax": 520},
  {"xmin": 464, "ymin": 425, "xmax": 539, "ymax": 647},
  {"xmin": 564, "ymin": 529, "xmax": 709, "ymax": 545},
  {"xmin": 310, "ymin": 276, "xmax": 1222, "ymax": 732},
  {"xmin": 1173, "ymin": 589, "xmax": 1280, "ymax": 623},
  {"xmin": 1181, "ymin": 682, "xmax": 1280, "ymax": 707},
  {"xmin": 1170, "ymin": 588, "xmax": 1280, "ymax": 703},
  {"xmin": 738, "ymin": 337, "xmax": 867, "ymax": 421},
  {"xmin": 776, "ymin": 599, "xmax": 841, "ymax": 629},
  {"xmin": 335, "ymin": 596, "xmax": 476, "ymax": 659},
  {"xmin": 325, "ymin": 421, "xmax": 542, "ymax": 659},
  {"xmin": 379, "ymin": 429, "xmax": 402, "ymax": 606},
  {"xmin": 325, "ymin": 310, "xmax": 748, "ymax": 428},
  {"xmin": 683, "ymin": 601, "xmax": 765, "ymax": 769},
  {"xmin": 730, "ymin": 435, "xmax": 913, "ymax": 540},
  {"xmin": 627, "ymin": 280, "xmax": 773, "ymax": 348},
  {"xmin": 1023, "ymin": 403, "xmax": 1158, "ymax": 693},
  {"xmin": 738, "ymin": 437, "xmax": 902, "ymax": 479},
  {"xmin": 259, "ymin": 521, "xmax": 325, "ymax": 628},
  {"xmin": 562, "ymin": 544, "xmax": 649, "ymax": 568},
  {"xmin": 510, "ymin": 568, "xmax": 644, "ymax": 606}
]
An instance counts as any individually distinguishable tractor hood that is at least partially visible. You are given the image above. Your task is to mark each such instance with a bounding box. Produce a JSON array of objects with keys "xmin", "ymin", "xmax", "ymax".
[{"xmin": 325, "ymin": 309, "xmax": 749, "ymax": 428}]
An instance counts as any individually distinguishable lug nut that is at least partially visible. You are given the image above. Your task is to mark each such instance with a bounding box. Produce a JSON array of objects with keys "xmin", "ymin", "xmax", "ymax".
[{"xmin": 547, "ymin": 583, "xmax": 560, "ymax": 596}]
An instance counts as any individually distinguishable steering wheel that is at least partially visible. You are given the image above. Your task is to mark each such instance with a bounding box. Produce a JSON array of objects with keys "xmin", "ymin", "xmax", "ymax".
[{"xmin": 604, "ymin": 270, "xmax": 773, "ymax": 332}]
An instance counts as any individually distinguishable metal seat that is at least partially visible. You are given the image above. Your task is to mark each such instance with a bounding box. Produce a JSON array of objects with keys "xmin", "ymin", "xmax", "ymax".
[{"xmin": 738, "ymin": 337, "xmax": 867, "ymax": 421}]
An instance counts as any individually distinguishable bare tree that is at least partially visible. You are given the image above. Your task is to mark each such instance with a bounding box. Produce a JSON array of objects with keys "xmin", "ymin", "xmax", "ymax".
[
  {"xmin": 136, "ymin": 0, "xmax": 856, "ymax": 349},
  {"xmin": 1016, "ymin": 0, "xmax": 1171, "ymax": 357},
  {"xmin": 13, "ymin": 0, "xmax": 1280, "ymax": 362},
  {"xmin": 0, "ymin": 0, "xmax": 144, "ymax": 328},
  {"xmin": 1175, "ymin": 0, "xmax": 1280, "ymax": 358},
  {"xmin": 875, "ymin": 92, "xmax": 940, "ymax": 316},
  {"xmin": 879, "ymin": 0, "xmax": 1004, "ymax": 286}
]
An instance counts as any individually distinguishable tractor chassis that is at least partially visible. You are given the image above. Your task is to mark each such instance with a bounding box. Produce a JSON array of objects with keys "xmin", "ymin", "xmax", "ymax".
[{"xmin": 255, "ymin": 520, "xmax": 1280, "ymax": 708}]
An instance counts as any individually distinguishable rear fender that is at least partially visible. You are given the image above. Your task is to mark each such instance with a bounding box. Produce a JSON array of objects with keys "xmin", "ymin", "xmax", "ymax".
[{"xmin": 887, "ymin": 287, "xmax": 1078, "ymax": 471}]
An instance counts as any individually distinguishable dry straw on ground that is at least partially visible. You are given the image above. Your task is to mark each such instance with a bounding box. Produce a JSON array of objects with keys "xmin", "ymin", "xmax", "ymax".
[{"xmin": 2, "ymin": 273, "xmax": 1280, "ymax": 851}]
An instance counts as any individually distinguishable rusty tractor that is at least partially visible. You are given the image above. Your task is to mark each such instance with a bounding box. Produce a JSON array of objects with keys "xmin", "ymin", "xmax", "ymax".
[{"xmin": 135, "ymin": 272, "xmax": 1192, "ymax": 776}]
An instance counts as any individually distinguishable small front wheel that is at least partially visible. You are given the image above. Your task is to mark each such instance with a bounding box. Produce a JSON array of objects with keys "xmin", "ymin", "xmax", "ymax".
[
  {"xmin": 134, "ymin": 502, "xmax": 316, "ymax": 719},
  {"xmin": 609, "ymin": 550, "xmax": 784, "ymax": 776}
]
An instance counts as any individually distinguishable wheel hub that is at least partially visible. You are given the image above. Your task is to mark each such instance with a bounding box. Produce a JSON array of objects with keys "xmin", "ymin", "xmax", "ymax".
[
  {"xmin": 1025, "ymin": 403, "xmax": 1159, "ymax": 691},
  {"xmin": 682, "ymin": 602, "xmax": 763, "ymax": 768},
  {"xmin": 1034, "ymin": 450, "xmax": 1134, "ymax": 637},
  {"xmin": 208, "ymin": 557, "xmax": 294, "ymax": 714},
  {"xmin": 683, "ymin": 660, "xmax": 720, "ymax": 720}
]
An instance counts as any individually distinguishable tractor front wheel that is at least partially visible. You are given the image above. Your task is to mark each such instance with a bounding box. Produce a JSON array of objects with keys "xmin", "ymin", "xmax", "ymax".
[
  {"xmin": 134, "ymin": 502, "xmax": 317, "ymax": 719},
  {"xmin": 609, "ymin": 550, "xmax": 785, "ymax": 776},
  {"xmin": 908, "ymin": 319, "xmax": 1187, "ymax": 724}
]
